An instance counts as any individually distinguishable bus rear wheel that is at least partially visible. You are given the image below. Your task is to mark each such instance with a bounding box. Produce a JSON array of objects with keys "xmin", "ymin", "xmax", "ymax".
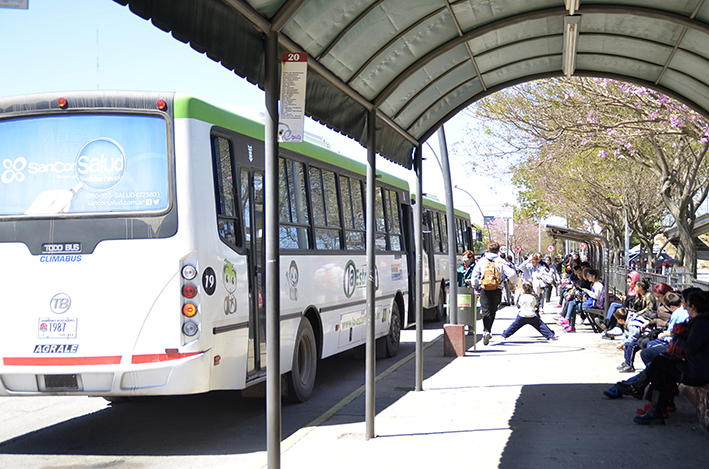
[
  {"xmin": 377, "ymin": 302, "xmax": 401, "ymax": 358},
  {"xmin": 287, "ymin": 318, "xmax": 318, "ymax": 403}
]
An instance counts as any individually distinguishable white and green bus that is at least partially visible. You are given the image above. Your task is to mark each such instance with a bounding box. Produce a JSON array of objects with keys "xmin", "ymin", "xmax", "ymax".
[
  {"xmin": 420, "ymin": 196, "xmax": 473, "ymax": 321},
  {"xmin": 0, "ymin": 91, "xmax": 412, "ymax": 402}
]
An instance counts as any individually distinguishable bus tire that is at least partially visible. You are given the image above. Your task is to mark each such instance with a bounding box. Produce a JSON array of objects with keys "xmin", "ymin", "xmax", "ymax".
[
  {"xmin": 377, "ymin": 302, "xmax": 401, "ymax": 358},
  {"xmin": 286, "ymin": 318, "xmax": 318, "ymax": 403}
]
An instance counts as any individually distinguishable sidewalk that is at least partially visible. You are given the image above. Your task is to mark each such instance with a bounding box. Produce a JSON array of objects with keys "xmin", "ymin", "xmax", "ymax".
[{"xmin": 279, "ymin": 299, "xmax": 709, "ymax": 469}]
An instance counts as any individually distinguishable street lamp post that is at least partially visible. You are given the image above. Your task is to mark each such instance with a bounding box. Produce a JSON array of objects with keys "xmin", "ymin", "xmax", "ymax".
[{"xmin": 455, "ymin": 185, "xmax": 492, "ymax": 244}]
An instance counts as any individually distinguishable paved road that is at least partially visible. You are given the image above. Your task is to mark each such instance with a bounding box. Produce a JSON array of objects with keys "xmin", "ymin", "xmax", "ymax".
[
  {"xmin": 0, "ymin": 325, "xmax": 445, "ymax": 468},
  {"xmin": 1, "ymin": 302, "xmax": 708, "ymax": 469}
]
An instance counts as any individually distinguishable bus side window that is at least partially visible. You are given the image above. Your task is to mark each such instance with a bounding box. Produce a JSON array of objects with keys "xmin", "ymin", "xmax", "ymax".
[
  {"xmin": 341, "ymin": 176, "xmax": 365, "ymax": 251},
  {"xmin": 384, "ymin": 189, "xmax": 402, "ymax": 252},
  {"xmin": 310, "ymin": 166, "xmax": 342, "ymax": 250},
  {"xmin": 432, "ymin": 211, "xmax": 441, "ymax": 253},
  {"xmin": 279, "ymin": 157, "xmax": 311, "ymax": 250},
  {"xmin": 374, "ymin": 186, "xmax": 387, "ymax": 251},
  {"xmin": 211, "ymin": 136, "xmax": 241, "ymax": 248},
  {"xmin": 456, "ymin": 218, "xmax": 465, "ymax": 253},
  {"xmin": 440, "ymin": 213, "xmax": 448, "ymax": 254}
]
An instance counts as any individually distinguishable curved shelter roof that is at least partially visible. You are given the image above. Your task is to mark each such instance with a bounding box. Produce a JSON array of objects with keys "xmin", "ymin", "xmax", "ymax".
[{"xmin": 115, "ymin": 0, "xmax": 709, "ymax": 169}]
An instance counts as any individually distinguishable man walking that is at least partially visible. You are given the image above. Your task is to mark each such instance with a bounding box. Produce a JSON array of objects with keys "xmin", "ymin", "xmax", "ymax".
[{"xmin": 472, "ymin": 242, "xmax": 518, "ymax": 345}]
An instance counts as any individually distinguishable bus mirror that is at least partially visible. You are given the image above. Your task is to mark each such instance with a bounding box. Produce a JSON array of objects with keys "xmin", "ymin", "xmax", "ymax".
[{"xmin": 474, "ymin": 229, "xmax": 483, "ymax": 242}]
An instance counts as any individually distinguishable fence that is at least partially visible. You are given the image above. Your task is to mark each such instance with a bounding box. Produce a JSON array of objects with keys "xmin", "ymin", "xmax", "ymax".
[{"xmin": 608, "ymin": 265, "xmax": 709, "ymax": 296}]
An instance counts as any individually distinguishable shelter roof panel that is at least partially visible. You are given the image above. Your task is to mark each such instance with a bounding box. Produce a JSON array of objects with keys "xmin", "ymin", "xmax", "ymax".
[
  {"xmin": 248, "ymin": 0, "xmax": 285, "ymax": 18},
  {"xmin": 281, "ymin": 0, "xmax": 373, "ymax": 57},
  {"xmin": 580, "ymin": 12, "xmax": 683, "ymax": 47},
  {"xmin": 115, "ymin": 0, "xmax": 709, "ymax": 168},
  {"xmin": 474, "ymin": 36, "xmax": 562, "ymax": 74},
  {"xmin": 698, "ymin": 2, "xmax": 709, "ymax": 23},
  {"xmin": 453, "ymin": 0, "xmax": 557, "ymax": 32},
  {"xmin": 578, "ymin": 35, "xmax": 671, "ymax": 67},
  {"xmin": 658, "ymin": 68, "xmax": 709, "ymax": 114},
  {"xmin": 379, "ymin": 47, "xmax": 469, "ymax": 117},
  {"xmin": 393, "ymin": 61, "xmax": 478, "ymax": 129},
  {"xmin": 471, "ymin": 17, "xmax": 562, "ymax": 55},
  {"xmin": 679, "ymin": 29, "xmax": 709, "ymax": 61},
  {"xmin": 346, "ymin": 9, "xmax": 459, "ymax": 100},
  {"xmin": 318, "ymin": 1, "xmax": 445, "ymax": 85},
  {"xmin": 577, "ymin": 54, "xmax": 663, "ymax": 83},
  {"xmin": 481, "ymin": 56, "xmax": 561, "ymax": 90},
  {"xmin": 584, "ymin": 0, "xmax": 699, "ymax": 16},
  {"xmin": 408, "ymin": 79, "xmax": 485, "ymax": 139},
  {"xmin": 670, "ymin": 50, "xmax": 709, "ymax": 88}
]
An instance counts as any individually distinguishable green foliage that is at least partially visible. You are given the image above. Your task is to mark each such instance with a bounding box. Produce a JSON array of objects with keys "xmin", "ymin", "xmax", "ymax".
[{"xmin": 462, "ymin": 77, "xmax": 709, "ymax": 273}]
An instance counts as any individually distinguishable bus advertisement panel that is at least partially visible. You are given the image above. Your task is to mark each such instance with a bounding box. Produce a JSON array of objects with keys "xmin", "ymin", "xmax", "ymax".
[{"xmin": 0, "ymin": 114, "xmax": 169, "ymax": 216}]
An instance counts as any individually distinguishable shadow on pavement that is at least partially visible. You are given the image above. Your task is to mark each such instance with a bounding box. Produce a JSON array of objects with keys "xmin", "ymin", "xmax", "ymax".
[
  {"xmin": 0, "ymin": 321, "xmax": 453, "ymax": 457},
  {"xmin": 498, "ymin": 383, "xmax": 709, "ymax": 469}
]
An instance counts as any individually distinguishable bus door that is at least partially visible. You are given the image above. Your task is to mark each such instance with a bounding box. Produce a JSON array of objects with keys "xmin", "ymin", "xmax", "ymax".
[
  {"xmin": 240, "ymin": 167, "xmax": 267, "ymax": 379},
  {"xmin": 422, "ymin": 210, "xmax": 437, "ymax": 308}
]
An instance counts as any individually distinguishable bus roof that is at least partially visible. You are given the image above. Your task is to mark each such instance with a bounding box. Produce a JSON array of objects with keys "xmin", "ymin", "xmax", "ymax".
[
  {"xmin": 410, "ymin": 194, "xmax": 470, "ymax": 219},
  {"xmin": 173, "ymin": 93, "xmax": 409, "ymax": 193}
]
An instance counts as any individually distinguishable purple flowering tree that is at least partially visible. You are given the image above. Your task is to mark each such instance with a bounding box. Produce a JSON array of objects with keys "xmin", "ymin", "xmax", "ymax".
[{"xmin": 464, "ymin": 78, "xmax": 709, "ymax": 275}]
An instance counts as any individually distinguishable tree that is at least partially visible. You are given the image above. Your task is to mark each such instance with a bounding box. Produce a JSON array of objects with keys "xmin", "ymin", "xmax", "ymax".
[
  {"xmin": 466, "ymin": 78, "xmax": 709, "ymax": 275},
  {"xmin": 486, "ymin": 216, "xmax": 555, "ymax": 260}
]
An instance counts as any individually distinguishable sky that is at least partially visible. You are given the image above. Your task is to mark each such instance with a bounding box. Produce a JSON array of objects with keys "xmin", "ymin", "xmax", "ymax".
[{"xmin": 0, "ymin": 0, "xmax": 518, "ymax": 227}]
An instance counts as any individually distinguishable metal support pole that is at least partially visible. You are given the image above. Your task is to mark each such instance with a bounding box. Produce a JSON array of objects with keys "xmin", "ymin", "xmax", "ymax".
[
  {"xmin": 625, "ymin": 208, "xmax": 630, "ymax": 267},
  {"xmin": 414, "ymin": 144, "xmax": 424, "ymax": 392},
  {"xmin": 264, "ymin": 31, "xmax": 281, "ymax": 469},
  {"xmin": 365, "ymin": 108, "xmax": 376, "ymax": 440},
  {"xmin": 538, "ymin": 218, "xmax": 543, "ymax": 253},
  {"xmin": 437, "ymin": 126, "xmax": 457, "ymax": 324},
  {"xmin": 455, "ymin": 185, "xmax": 490, "ymax": 243}
]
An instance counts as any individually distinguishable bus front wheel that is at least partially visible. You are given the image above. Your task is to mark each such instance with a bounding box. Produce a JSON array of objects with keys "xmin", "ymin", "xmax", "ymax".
[{"xmin": 287, "ymin": 318, "xmax": 318, "ymax": 403}]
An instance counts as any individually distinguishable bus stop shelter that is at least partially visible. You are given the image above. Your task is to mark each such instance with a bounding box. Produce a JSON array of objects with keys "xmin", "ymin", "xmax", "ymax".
[
  {"xmin": 113, "ymin": 0, "xmax": 709, "ymax": 465},
  {"xmin": 545, "ymin": 224, "xmax": 610, "ymax": 312}
]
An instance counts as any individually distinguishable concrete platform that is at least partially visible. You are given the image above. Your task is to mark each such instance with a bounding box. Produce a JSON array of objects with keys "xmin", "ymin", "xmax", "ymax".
[{"xmin": 278, "ymin": 300, "xmax": 709, "ymax": 469}]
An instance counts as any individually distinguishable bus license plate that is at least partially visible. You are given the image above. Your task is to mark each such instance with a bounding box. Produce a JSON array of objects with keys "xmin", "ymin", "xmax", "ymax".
[
  {"xmin": 45, "ymin": 374, "xmax": 78, "ymax": 390},
  {"xmin": 38, "ymin": 318, "xmax": 78, "ymax": 339}
]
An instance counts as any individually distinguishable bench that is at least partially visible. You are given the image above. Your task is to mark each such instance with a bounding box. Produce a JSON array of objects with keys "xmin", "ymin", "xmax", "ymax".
[
  {"xmin": 580, "ymin": 306, "xmax": 606, "ymax": 333},
  {"xmin": 680, "ymin": 383, "xmax": 709, "ymax": 431}
]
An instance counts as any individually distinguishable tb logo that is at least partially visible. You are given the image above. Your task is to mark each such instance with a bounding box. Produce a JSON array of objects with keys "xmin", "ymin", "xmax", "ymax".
[{"xmin": 50, "ymin": 293, "xmax": 72, "ymax": 314}]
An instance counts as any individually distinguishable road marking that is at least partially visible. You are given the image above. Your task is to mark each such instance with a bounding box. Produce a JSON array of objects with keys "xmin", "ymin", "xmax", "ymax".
[{"xmin": 281, "ymin": 333, "xmax": 443, "ymax": 453}]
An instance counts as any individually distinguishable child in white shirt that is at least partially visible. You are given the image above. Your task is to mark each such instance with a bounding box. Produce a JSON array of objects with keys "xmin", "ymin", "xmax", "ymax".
[{"xmin": 501, "ymin": 282, "xmax": 558, "ymax": 341}]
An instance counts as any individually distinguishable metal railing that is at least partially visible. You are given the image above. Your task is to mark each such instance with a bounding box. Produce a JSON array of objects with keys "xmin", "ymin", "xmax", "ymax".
[{"xmin": 608, "ymin": 265, "xmax": 709, "ymax": 295}]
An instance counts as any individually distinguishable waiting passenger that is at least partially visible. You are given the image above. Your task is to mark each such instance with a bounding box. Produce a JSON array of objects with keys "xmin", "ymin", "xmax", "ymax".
[
  {"xmin": 613, "ymin": 307, "xmax": 646, "ymax": 373},
  {"xmin": 616, "ymin": 289, "xmax": 709, "ymax": 425}
]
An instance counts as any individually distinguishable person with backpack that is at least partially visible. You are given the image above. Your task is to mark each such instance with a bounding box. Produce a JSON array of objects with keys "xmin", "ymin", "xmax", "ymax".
[{"xmin": 472, "ymin": 242, "xmax": 518, "ymax": 345}]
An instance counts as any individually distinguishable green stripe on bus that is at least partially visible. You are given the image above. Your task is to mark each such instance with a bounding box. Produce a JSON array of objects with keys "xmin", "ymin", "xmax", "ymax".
[{"xmin": 174, "ymin": 93, "xmax": 408, "ymax": 192}]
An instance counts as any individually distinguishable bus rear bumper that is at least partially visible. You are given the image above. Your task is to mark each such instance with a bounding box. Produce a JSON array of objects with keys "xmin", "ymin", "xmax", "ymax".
[{"xmin": 0, "ymin": 351, "xmax": 212, "ymax": 396}]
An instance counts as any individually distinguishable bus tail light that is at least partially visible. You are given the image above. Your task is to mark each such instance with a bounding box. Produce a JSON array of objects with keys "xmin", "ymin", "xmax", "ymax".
[
  {"xmin": 58, "ymin": 97, "xmax": 68, "ymax": 109},
  {"xmin": 182, "ymin": 284, "xmax": 197, "ymax": 298},
  {"xmin": 156, "ymin": 99, "xmax": 168, "ymax": 111},
  {"xmin": 180, "ymin": 261, "xmax": 200, "ymax": 341},
  {"xmin": 182, "ymin": 303, "xmax": 197, "ymax": 317}
]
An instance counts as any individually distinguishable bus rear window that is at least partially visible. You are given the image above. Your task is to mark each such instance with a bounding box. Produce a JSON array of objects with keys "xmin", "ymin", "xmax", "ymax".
[{"xmin": 0, "ymin": 114, "xmax": 169, "ymax": 216}]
